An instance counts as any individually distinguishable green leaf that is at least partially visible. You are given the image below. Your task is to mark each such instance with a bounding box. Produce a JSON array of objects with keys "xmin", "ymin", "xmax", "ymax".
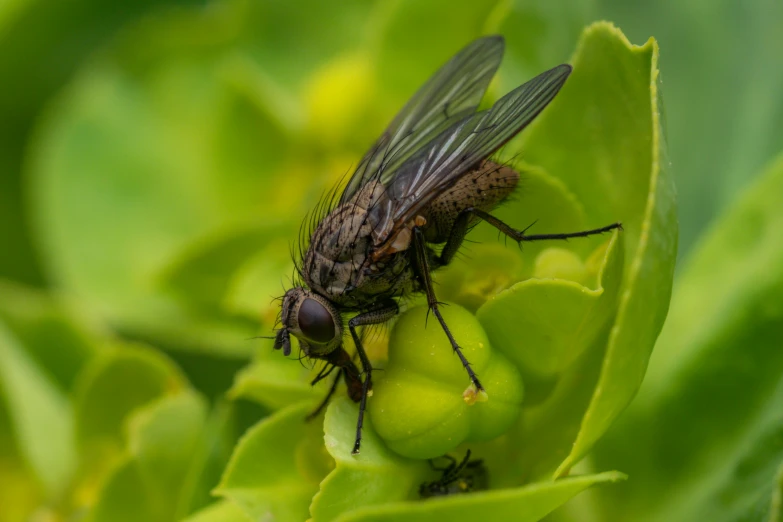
[
  {"xmin": 478, "ymin": 230, "xmax": 623, "ymax": 382},
  {"xmin": 514, "ymin": 21, "xmax": 676, "ymax": 477},
  {"xmin": 594, "ymin": 0, "xmax": 783, "ymax": 256},
  {"xmin": 72, "ymin": 343, "xmax": 188, "ymax": 504},
  {"xmin": 216, "ymin": 402, "xmax": 331, "ymax": 522},
  {"xmin": 223, "ymin": 240, "xmax": 296, "ymax": 322},
  {"xmin": 0, "ymin": 281, "xmax": 104, "ymax": 514},
  {"xmin": 592, "ymin": 153, "xmax": 783, "ymax": 521},
  {"xmin": 160, "ymin": 226, "xmax": 275, "ymax": 316},
  {"xmin": 0, "ymin": 320, "xmax": 75, "ymax": 495},
  {"xmin": 161, "ymin": 224, "xmax": 297, "ymax": 324},
  {"xmin": 0, "ymin": 280, "xmax": 101, "ymax": 391},
  {"xmin": 337, "ymin": 472, "xmax": 626, "ymax": 522},
  {"xmin": 228, "ymin": 342, "xmax": 325, "ymax": 411},
  {"xmin": 87, "ymin": 391, "xmax": 209, "ymax": 522},
  {"xmin": 74, "ymin": 345, "xmax": 186, "ymax": 449},
  {"xmin": 0, "ymin": 424, "xmax": 43, "ymax": 522}
]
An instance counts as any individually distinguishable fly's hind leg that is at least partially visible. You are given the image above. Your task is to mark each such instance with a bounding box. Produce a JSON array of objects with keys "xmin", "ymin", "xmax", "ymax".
[
  {"xmin": 438, "ymin": 207, "xmax": 621, "ymax": 266},
  {"xmin": 412, "ymin": 227, "xmax": 486, "ymax": 402}
]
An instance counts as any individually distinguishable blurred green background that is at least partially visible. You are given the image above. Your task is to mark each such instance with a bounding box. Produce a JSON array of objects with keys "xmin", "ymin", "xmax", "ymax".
[
  {"xmin": 4, "ymin": 0, "xmax": 783, "ymax": 289},
  {"xmin": 1, "ymin": 0, "xmax": 782, "ymax": 521}
]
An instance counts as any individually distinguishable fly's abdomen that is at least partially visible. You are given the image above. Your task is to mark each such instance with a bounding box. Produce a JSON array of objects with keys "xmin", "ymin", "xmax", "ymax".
[{"xmin": 421, "ymin": 161, "xmax": 519, "ymax": 243}]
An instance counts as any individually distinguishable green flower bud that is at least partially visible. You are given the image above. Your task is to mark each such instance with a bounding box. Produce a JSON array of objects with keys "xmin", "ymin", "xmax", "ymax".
[{"xmin": 370, "ymin": 304, "xmax": 524, "ymax": 459}]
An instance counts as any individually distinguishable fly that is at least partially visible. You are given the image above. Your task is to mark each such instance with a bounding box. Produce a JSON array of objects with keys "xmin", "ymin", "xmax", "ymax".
[
  {"xmin": 419, "ymin": 449, "xmax": 488, "ymax": 498},
  {"xmin": 273, "ymin": 35, "xmax": 621, "ymax": 454}
]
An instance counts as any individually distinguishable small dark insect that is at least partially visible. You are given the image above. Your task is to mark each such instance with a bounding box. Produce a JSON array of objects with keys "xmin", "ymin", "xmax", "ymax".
[
  {"xmin": 273, "ymin": 35, "xmax": 621, "ymax": 453},
  {"xmin": 419, "ymin": 449, "xmax": 488, "ymax": 498}
]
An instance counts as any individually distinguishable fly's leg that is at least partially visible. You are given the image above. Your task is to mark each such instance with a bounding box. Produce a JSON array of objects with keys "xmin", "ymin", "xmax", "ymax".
[
  {"xmin": 348, "ymin": 301, "xmax": 399, "ymax": 455},
  {"xmin": 311, "ymin": 362, "xmax": 337, "ymax": 386},
  {"xmin": 438, "ymin": 207, "xmax": 621, "ymax": 266},
  {"xmin": 412, "ymin": 227, "xmax": 485, "ymax": 398},
  {"xmin": 306, "ymin": 367, "xmax": 343, "ymax": 421},
  {"xmin": 442, "ymin": 450, "xmax": 472, "ymax": 481},
  {"xmin": 429, "ymin": 454, "xmax": 458, "ymax": 473},
  {"xmin": 307, "ymin": 347, "xmax": 363, "ymax": 421}
]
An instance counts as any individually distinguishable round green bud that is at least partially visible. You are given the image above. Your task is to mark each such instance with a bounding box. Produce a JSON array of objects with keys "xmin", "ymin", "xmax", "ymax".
[{"xmin": 369, "ymin": 304, "xmax": 524, "ymax": 459}]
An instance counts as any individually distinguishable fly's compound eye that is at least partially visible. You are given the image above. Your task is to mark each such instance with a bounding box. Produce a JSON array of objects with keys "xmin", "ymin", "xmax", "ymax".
[{"xmin": 298, "ymin": 298, "xmax": 336, "ymax": 344}]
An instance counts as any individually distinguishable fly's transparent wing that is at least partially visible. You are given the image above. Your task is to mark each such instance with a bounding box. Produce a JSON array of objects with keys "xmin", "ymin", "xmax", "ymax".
[
  {"xmin": 340, "ymin": 36, "xmax": 505, "ymax": 203},
  {"xmin": 369, "ymin": 64, "xmax": 572, "ymax": 241}
]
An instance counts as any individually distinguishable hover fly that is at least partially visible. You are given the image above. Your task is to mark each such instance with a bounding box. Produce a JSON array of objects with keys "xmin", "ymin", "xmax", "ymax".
[
  {"xmin": 274, "ymin": 35, "xmax": 620, "ymax": 454},
  {"xmin": 419, "ymin": 450, "xmax": 488, "ymax": 498}
]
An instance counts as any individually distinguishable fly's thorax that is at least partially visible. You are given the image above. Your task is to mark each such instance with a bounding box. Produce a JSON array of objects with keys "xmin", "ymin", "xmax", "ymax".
[
  {"xmin": 421, "ymin": 160, "xmax": 519, "ymax": 243},
  {"xmin": 280, "ymin": 287, "xmax": 342, "ymax": 357},
  {"xmin": 300, "ymin": 177, "xmax": 420, "ymax": 304},
  {"xmin": 302, "ymin": 181, "xmax": 388, "ymax": 300},
  {"xmin": 303, "ymin": 204, "xmax": 372, "ymax": 300}
]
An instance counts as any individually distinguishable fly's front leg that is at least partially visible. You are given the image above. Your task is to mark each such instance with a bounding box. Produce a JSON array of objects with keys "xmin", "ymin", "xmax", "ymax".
[
  {"xmin": 306, "ymin": 347, "xmax": 362, "ymax": 421},
  {"xmin": 412, "ymin": 227, "xmax": 485, "ymax": 401},
  {"xmin": 438, "ymin": 207, "xmax": 622, "ymax": 266},
  {"xmin": 306, "ymin": 367, "xmax": 343, "ymax": 421},
  {"xmin": 348, "ymin": 301, "xmax": 399, "ymax": 455}
]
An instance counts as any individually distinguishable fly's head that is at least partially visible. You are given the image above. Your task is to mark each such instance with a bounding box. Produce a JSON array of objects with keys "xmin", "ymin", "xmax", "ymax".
[{"xmin": 275, "ymin": 287, "xmax": 343, "ymax": 358}]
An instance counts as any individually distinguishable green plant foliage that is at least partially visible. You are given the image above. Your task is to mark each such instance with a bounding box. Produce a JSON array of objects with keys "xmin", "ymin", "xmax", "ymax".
[
  {"xmin": 0, "ymin": 282, "xmax": 103, "ymax": 514},
  {"xmin": 478, "ymin": 231, "xmax": 623, "ymax": 381},
  {"xmin": 311, "ymin": 398, "xmax": 428, "ymax": 520},
  {"xmin": 336, "ymin": 471, "xmax": 626, "ymax": 522},
  {"xmin": 88, "ymin": 391, "xmax": 209, "ymax": 522},
  {"xmin": 216, "ymin": 402, "xmax": 331, "ymax": 522},
  {"xmin": 521, "ymin": 22, "xmax": 676, "ymax": 478},
  {"xmin": 0, "ymin": 321, "xmax": 76, "ymax": 496},
  {"xmin": 309, "ymin": 399, "xmax": 624, "ymax": 522},
  {"xmin": 591, "ymin": 153, "xmax": 783, "ymax": 522},
  {"xmin": 595, "ymin": 0, "xmax": 783, "ymax": 257}
]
